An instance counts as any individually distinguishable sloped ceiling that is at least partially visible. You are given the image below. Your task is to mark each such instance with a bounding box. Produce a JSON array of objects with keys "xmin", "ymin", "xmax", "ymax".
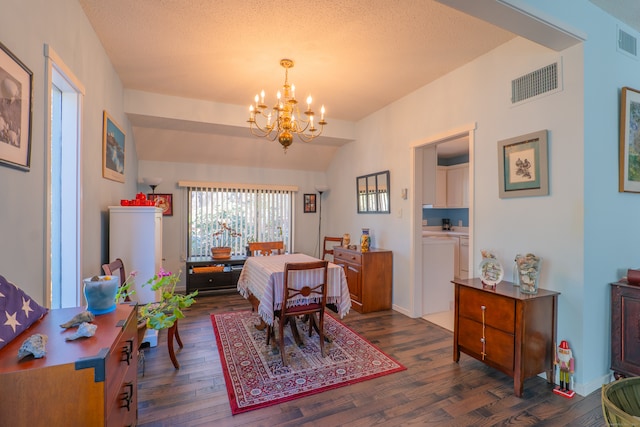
[{"xmin": 79, "ymin": 0, "xmax": 607, "ymax": 170}]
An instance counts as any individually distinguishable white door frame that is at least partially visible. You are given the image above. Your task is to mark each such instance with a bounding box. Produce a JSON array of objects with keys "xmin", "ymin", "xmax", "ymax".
[{"xmin": 409, "ymin": 123, "xmax": 476, "ymax": 318}]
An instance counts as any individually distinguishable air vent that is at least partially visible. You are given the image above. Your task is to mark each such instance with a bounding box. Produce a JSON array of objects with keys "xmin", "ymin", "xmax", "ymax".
[
  {"xmin": 618, "ymin": 26, "xmax": 637, "ymax": 58},
  {"xmin": 511, "ymin": 62, "xmax": 560, "ymax": 105}
]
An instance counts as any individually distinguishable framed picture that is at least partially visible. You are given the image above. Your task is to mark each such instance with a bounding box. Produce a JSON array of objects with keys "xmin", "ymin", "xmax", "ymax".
[
  {"xmin": 102, "ymin": 110, "xmax": 126, "ymax": 183},
  {"xmin": 304, "ymin": 193, "xmax": 316, "ymax": 213},
  {"xmin": 148, "ymin": 193, "xmax": 173, "ymax": 216},
  {"xmin": 619, "ymin": 87, "xmax": 640, "ymax": 192},
  {"xmin": 497, "ymin": 130, "xmax": 549, "ymax": 198},
  {"xmin": 0, "ymin": 42, "xmax": 33, "ymax": 171}
]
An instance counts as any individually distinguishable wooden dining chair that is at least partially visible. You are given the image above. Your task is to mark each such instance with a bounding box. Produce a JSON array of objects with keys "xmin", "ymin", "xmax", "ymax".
[
  {"xmin": 102, "ymin": 258, "xmax": 130, "ymax": 301},
  {"xmin": 249, "ymin": 241, "xmax": 285, "ymax": 256},
  {"xmin": 322, "ymin": 236, "xmax": 343, "ymax": 261},
  {"xmin": 268, "ymin": 260, "xmax": 329, "ymax": 366}
]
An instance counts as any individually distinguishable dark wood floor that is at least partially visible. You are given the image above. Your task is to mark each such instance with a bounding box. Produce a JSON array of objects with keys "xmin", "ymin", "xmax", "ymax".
[{"xmin": 137, "ymin": 292, "xmax": 605, "ymax": 426}]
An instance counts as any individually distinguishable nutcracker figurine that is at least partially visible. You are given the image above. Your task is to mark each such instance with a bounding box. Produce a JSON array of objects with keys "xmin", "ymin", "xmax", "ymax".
[{"xmin": 553, "ymin": 340, "xmax": 575, "ymax": 398}]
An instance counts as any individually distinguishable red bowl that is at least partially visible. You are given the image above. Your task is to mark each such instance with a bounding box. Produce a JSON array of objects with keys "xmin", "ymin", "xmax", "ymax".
[{"xmin": 120, "ymin": 199, "xmax": 130, "ymax": 206}]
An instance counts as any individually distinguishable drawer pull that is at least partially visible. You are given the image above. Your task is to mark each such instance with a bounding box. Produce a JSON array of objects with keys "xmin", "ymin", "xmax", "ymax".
[
  {"xmin": 122, "ymin": 339, "xmax": 134, "ymax": 365},
  {"xmin": 120, "ymin": 382, "xmax": 134, "ymax": 411},
  {"xmin": 481, "ymin": 306, "xmax": 487, "ymax": 360}
]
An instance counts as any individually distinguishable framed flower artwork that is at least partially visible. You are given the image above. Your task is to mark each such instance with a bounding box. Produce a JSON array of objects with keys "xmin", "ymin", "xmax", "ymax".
[{"xmin": 497, "ymin": 130, "xmax": 549, "ymax": 198}]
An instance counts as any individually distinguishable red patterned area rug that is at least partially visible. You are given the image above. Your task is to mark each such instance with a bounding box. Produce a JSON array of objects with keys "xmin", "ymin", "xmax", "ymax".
[{"xmin": 211, "ymin": 310, "xmax": 406, "ymax": 414}]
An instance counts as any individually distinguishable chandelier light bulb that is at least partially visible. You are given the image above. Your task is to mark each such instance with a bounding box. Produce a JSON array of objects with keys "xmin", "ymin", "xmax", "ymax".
[
  {"xmin": 321, "ymin": 105, "xmax": 325, "ymax": 120},
  {"xmin": 291, "ymin": 84, "xmax": 295, "ymax": 99},
  {"xmin": 260, "ymin": 90, "xmax": 265, "ymax": 104}
]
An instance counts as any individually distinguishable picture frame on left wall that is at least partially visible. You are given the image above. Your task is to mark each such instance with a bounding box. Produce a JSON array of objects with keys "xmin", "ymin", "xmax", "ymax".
[
  {"xmin": 102, "ymin": 110, "xmax": 125, "ymax": 183},
  {"xmin": 0, "ymin": 42, "xmax": 33, "ymax": 171}
]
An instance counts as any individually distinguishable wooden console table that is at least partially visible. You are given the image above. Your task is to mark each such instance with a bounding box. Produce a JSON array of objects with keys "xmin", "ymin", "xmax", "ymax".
[
  {"xmin": 186, "ymin": 255, "xmax": 247, "ymax": 294},
  {"xmin": 333, "ymin": 246, "xmax": 393, "ymax": 313},
  {"xmin": 452, "ymin": 278, "xmax": 559, "ymax": 397},
  {"xmin": 0, "ymin": 303, "xmax": 138, "ymax": 426}
]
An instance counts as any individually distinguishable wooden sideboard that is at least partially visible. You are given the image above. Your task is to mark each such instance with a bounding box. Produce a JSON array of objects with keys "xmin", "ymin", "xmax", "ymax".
[
  {"xmin": 333, "ymin": 246, "xmax": 392, "ymax": 313},
  {"xmin": 0, "ymin": 303, "xmax": 138, "ymax": 426},
  {"xmin": 452, "ymin": 278, "xmax": 559, "ymax": 397},
  {"xmin": 186, "ymin": 256, "xmax": 247, "ymax": 294},
  {"xmin": 610, "ymin": 281, "xmax": 640, "ymax": 378}
]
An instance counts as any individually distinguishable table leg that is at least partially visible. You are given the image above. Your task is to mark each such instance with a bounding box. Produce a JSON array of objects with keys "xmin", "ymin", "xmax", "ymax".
[
  {"xmin": 248, "ymin": 294, "xmax": 267, "ymax": 330},
  {"xmin": 168, "ymin": 321, "xmax": 180, "ymax": 369}
]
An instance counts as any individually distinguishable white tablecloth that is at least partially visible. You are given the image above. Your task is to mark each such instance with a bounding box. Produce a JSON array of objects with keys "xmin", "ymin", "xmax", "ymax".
[{"xmin": 237, "ymin": 253, "xmax": 351, "ymax": 325}]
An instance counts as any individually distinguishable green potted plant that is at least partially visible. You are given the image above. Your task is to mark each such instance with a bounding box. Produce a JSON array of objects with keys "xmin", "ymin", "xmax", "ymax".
[
  {"xmin": 137, "ymin": 269, "xmax": 198, "ymax": 330},
  {"xmin": 115, "ymin": 269, "xmax": 198, "ymax": 341}
]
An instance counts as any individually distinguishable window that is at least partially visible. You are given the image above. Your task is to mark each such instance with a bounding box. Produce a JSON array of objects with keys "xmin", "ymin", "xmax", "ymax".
[
  {"xmin": 185, "ymin": 183, "xmax": 296, "ymax": 257},
  {"xmin": 46, "ymin": 46, "xmax": 84, "ymax": 308}
]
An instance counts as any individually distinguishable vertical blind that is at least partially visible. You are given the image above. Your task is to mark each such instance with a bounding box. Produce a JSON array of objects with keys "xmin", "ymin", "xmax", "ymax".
[{"xmin": 183, "ymin": 182, "xmax": 295, "ymax": 257}]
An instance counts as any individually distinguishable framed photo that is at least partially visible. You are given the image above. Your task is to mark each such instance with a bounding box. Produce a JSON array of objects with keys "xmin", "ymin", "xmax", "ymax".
[
  {"xmin": 619, "ymin": 87, "xmax": 640, "ymax": 192},
  {"xmin": 303, "ymin": 193, "xmax": 316, "ymax": 213},
  {"xmin": 497, "ymin": 130, "xmax": 549, "ymax": 198},
  {"xmin": 0, "ymin": 42, "xmax": 33, "ymax": 171},
  {"xmin": 148, "ymin": 193, "xmax": 173, "ymax": 216},
  {"xmin": 102, "ymin": 110, "xmax": 126, "ymax": 183}
]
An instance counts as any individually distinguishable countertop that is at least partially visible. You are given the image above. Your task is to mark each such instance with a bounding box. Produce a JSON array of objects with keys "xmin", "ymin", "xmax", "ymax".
[{"xmin": 422, "ymin": 226, "xmax": 469, "ymax": 237}]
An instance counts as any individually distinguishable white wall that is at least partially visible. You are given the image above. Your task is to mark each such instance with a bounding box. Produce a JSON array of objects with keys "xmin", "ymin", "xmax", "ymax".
[
  {"xmin": 0, "ymin": 0, "xmax": 138, "ymax": 303},
  {"xmin": 327, "ymin": 35, "xmax": 588, "ymax": 388},
  {"xmin": 137, "ymin": 160, "xmax": 327, "ymax": 285}
]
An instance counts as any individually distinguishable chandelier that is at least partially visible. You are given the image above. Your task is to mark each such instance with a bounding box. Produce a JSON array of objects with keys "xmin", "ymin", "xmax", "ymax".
[{"xmin": 247, "ymin": 59, "xmax": 327, "ymax": 152}]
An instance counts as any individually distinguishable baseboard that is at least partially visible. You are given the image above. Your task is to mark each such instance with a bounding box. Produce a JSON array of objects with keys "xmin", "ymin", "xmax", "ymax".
[
  {"xmin": 392, "ymin": 304, "xmax": 411, "ymax": 317},
  {"xmin": 539, "ymin": 370, "xmax": 611, "ymax": 397}
]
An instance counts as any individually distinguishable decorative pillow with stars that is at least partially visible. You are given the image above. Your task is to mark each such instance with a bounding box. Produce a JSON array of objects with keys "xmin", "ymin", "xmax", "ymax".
[{"xmin": 0, "ymin": 275, "xmax": 48, "ymax": 350}]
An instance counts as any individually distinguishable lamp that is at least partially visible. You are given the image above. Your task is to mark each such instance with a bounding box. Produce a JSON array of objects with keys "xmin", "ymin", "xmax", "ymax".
[
  {"xmin": 315, "ymin": 185, "xmax": 329, "ymax": 258},
  {"xmin": 247, "ymin": 59, "xmax": 327, "ymax": 152},
  {"xmin": 143, "ymin": 177, "xmax": 162, "ymax": 194}
]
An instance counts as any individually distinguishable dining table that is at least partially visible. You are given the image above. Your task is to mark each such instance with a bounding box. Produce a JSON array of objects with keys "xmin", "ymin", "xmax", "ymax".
[{"xmin": 236, "ymin": 253, "xmax": 352, "ymax": 327}]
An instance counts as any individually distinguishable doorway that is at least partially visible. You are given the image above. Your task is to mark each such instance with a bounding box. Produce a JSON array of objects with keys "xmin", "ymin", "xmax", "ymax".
[{"xmin": 410, "ymin": 124, "xmax": 475, "ymax": 323}]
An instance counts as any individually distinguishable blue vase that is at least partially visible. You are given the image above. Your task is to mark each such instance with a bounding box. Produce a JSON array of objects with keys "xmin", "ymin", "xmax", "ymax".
[{"xmin": 83, "ymin": 276, "xmax": 119, "ymax": 315}]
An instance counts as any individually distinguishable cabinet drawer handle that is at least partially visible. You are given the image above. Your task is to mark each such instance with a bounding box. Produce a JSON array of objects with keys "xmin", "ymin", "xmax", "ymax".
[
  {"xmin": 480, "ymin": 306, "xmax": 487, "ymax": 360},
  {"xmin": 122, "ymin": 339, "xmax": 134, "ymax": 365},
  {"xmin": 120, "ymin": 382, "xmax": 134, "ymax": 411}
]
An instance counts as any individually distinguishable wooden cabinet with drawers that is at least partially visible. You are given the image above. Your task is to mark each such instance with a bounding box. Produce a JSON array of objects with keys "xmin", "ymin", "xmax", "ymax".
[
  {"xmin": 0, "ymin": 303, "xmax": 138, "ymax": 426},
  {"xmin": 333, "ymin": 246, "xmax": 392, "ymax": 313},
  {"xmin": 610, "ymin": 281, "xmax": 640, "ymax": 378},
  {"xmin": 452, "ymin": 278, "xmax": 559, "ymax": 397}
]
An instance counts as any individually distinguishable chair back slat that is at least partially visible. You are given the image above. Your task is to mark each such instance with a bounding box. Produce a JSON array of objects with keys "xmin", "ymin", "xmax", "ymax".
[
  {"xmin": 102, "ymin": 258, "xmax": 129, "ymax": 301},
  {"xmin": 249, "ymin": 241, "xmax": 284, "ymax": 256},
  {"xmin": 322, "ymin": 236, "xmax": 343, "ymax": 260}
]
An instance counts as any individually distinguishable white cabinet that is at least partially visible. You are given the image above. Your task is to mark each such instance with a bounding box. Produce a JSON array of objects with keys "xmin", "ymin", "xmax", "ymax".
[
  {"xmin": 458, "ymin": 236, "xmax": 469, "ymax": 279},
  {"xmin": 435, "ymin": 167, "xmax": 447, "ymax": 208},
  {"xmin": 422, "ymin": 236, "xmax": 456, "ymax": 315},
  {"xmin": 422, "ymin": 145, "xmax": 438, "ymax": 206},
  {"xmin": 109, "ymin": 206, "xmax": 163, "ymax": 304},
  {"xmin": 446, "ymin": 163, "xmax": 469, "ymax": 208}
]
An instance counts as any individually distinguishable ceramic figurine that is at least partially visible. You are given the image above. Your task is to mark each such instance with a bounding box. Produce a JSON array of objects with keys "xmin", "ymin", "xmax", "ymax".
[
  {"xmin": 18, "ymin": 333, "xmax": 48, "ymax": 360},
  {"xmin": 553, "ymin": 340, "xmax": 575, "ymax": 398},
  {"xmin": 59, "ymin": 310, "xmax": 95, "ymax": 328}
]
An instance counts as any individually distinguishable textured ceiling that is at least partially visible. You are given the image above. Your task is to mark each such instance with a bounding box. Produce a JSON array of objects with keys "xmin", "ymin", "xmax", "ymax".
[{"xmin": 76, "ymin": 1, "xmax": 518, "ymax": 168}]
